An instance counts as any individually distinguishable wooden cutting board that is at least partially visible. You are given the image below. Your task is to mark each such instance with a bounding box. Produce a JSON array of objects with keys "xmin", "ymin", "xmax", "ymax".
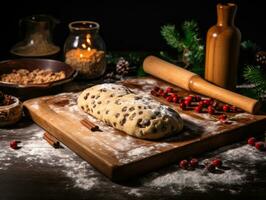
[{"xmin": 23, "ymin": 77, "xmax": 266, "ymax": 181}]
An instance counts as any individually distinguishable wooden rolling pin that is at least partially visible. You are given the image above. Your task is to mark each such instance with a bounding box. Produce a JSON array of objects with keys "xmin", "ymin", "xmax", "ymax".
[{"xmin": 143, "ymin": 56, "xmax": 261, "ymax": 114}]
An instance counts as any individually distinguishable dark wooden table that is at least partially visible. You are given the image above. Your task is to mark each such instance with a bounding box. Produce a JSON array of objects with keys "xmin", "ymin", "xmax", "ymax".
[{"xmin": 1, "ymin": 80, "xmax": 266, "ymax": 200}]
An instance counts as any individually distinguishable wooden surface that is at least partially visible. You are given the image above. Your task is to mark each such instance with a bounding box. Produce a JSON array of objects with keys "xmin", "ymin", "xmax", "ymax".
[{"xmin": 23, "ymin": 77, "xmax": 266, "ymax": 181}]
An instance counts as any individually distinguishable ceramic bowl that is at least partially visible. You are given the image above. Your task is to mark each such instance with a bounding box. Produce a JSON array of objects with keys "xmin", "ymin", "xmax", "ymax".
[{"xmin": 0, "ymin": 96, "xmax": 22, "ymax": 127}]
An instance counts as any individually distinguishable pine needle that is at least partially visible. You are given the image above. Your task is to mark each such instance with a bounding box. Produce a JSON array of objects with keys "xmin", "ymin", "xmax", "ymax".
[{"xmin": 243, "ymin": 65, "xmax": 266, "ymax": 97}]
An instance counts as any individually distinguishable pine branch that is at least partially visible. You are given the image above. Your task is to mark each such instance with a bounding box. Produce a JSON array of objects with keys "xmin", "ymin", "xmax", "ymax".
[
  {"xmin": 243, "ymin": 65, "xmax": 266, "ymax": 98},
  {"xmin": 161, "ymin": 25, "xmax": 183, "ymax": 51}
]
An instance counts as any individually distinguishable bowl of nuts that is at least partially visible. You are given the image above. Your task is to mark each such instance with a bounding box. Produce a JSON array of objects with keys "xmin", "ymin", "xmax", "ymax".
[
  {"xmin": 0, "ymin": 59, "xmax": 77, "ymax": 99},
  {"xmin": 0, "ymin": 91, "xmax": 22, "ymax": 127}
]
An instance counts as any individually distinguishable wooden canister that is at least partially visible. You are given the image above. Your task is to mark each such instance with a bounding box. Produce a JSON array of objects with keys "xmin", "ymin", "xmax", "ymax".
[{"xmin": 205, "ymin": 3, "xmax": 241, "ymax": 91}]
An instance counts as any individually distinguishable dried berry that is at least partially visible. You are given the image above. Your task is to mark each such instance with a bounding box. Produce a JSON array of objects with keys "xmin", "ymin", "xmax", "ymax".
[
  {"xmin": 166, "ymin": 96, "xmax": 173, "ymax": 102},
  {"xmin": 207, "ymin": 106, "xmax": 215, "ymax": 115},
  {"xmin": 165, "ymin": 87, "xmax": 173, "ymax": 93},
  {"xmin": 194, "ymin": 95, "xmax": 201, "ymax": 102},
  {"xmin": 218, "ymin": 114, "xmax": 227, "ymax": 121},
  {"xmin": 223, "ymin": 104, "xmax": 230, "ymax": 112},
  {"xmin": 194, "ymin": 106, "xmax": 202, "ymax": 113},
  {"xmin": 211, "ymin": 159, "xmax": 222, "ymax": 168},
  {"xmin": 179, "ymin": 160, "xmax": 189, "ymax": 169},
  {"xmin": 247, "ymin": 137, "xmax": 256, "ymax": 146},
  {"xmin": 185, "ymin": 96, "xmax": 194, "ymax": 102},
  {"xmin": 10, "ymin": 140, "xmax": 18, "ymax": 150},
  {"xmin": 184, "ymin": 99, "xmax": 191, "ymax": 106},
  {"xmin": 173, "ymin": 96, "xmax": 179, "ymax": 103},
  {"xmin": 255, "ymin": 142, "xmax": 265, "ymax": 151},
  {"xmin": 190, "ymin": 158, "xmax": 199, "ymax": 168},
  {"xmin": 179, "ymin": 102, "xmax": 186, "ymax": 110}
]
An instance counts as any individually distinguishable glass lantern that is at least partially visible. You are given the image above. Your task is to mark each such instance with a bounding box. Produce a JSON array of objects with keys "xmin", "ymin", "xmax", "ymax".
[{"xmin": 64, "ymin": 21, "xmax": 106, "ymax": 79}]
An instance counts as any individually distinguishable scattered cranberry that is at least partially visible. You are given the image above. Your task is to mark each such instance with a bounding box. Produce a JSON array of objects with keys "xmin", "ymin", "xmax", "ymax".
[
  {"xmin": 184, "ymin": 99, "xmax": 191, "ymax": 106},
  {"xmin": 194, "ymin": 95, "xmax": 201, "ymax": 102},
  {"xmin": 206, "ymin": 163, "xmax": 216, "ymax": 172},
  {"xmin": 10, "ymin": 140, "xmax": 18, "ymax": 150},
  {"xmin": 185, "ymin": 96, "xmax": 194, "ymax": 102},
  {"xmin": 255, "ymin": 142, "xmax": 265, "ymax": 151},
  {"xmin": 190, "ymin": 158, "xmax": 199, "ymax": 168},
  {"xmin": 179, "ymin": 160, "xmax": 189, "ymax": 169},
  {"xmin": 169, "ymin": 93, "xmax": 176, "ymax": 98},
  {"xmin": 203, "ymin": 99, "xmax": 211, "ymax": 106},
  {"xmin": 223, "ymin": 104, "xmax": 230, "ymax": 112},
  {"xmin": 211, "ymin": 159, "xmax": 222, "ymax": 168},
  {"xmin": 207, "ymin": 106, "xmax": 215, "ymax": 115},
  {"xmin": 150, "ymin": 90, "xmax": 159, "ymax": 97},
  {"xmin": 166, "ymin": 96, "xmax": 173, "ymax": 102},
  {"xmin": 218, "ymin": 114, "xmax": 227, "ymax": 121},
  {"xmin": 165, "ymin": 87, "xmax": 173, "ymax": 93},
  {"xmin": 179, "ymin": 102, "xmax": 186, "ymax": 110},
  {"xmin": 198, "ymin": 101, "xmax": 205, "ymax": 107},
  {"xmin": 153, "ymin": 86, "xmax": 160, "ymax": 92},
  {"xmin": 247, "ymin": 137, "xmax": 256, "ymax": 146},
  {"xmin": 173, "ymin": 96, "xmax": 179, "ymax": 103},
  {"xmin": 194, "ymin": 106, "xmax": 202, "ymax": 113}
]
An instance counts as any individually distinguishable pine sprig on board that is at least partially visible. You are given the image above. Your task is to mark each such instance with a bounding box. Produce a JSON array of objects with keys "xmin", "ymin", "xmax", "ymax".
[
  {"xmin": 243, "ymin": 65, "xmax": 266, "ymax": 98},
  {"xmin": 160, "ymin": 20, "xmax": 204, "ymax": 75}
]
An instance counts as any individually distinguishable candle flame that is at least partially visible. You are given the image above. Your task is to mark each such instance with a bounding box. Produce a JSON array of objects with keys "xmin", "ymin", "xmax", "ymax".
[
  {"xmin": 80, "ymin": 53, "xmax": 83, "ymax": 58},
  {"xmin": 81, "ymin": 43, "xmax": 87, "ymax": 49},
  {"xmin": 87, "ymin": 47, "xmax": 91, "ymax": 51}
]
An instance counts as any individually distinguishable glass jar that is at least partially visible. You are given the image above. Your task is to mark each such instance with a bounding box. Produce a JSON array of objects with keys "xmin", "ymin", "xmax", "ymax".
[
  {"xmin": 10, "ymin": 14, "xmax": 60, "ymax": 57},
  {"xmin": 64, "ymin": 21, "xmax": 106, "ymax": 79}
]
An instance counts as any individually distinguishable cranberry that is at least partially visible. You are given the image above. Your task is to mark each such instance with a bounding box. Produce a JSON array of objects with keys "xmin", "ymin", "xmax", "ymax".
[
  {"xmin": 173, "ymin": 96, "xmax": 179, "ymax": 103},
  {"xmin": 165, "ymin": 87, "xmax": 173, "ymax": 93},
  {"xmin": 185, "ymin": 96, "xmax": 194, "ymax": 102},
  {"xmin": 255, "ymin": 142, "xmax": 265, "ymax": 151},
  {"xmin": 211, "ymin": 159, "xmax": 222, "ymax": 168},
  {"xmin": 247, "ymin": 137, "xmax": 256, "ymax": 146},
  {"xmin": 194, "ymin": 106, "xmax": 202, "ymax": 113},
  {"xmin": 207, "ymin": 106, "xmax": 215, "ymax": 114},
  {"xmin": 179, "ymin": 102, "xmax": 186, "ymax": 110},
  {"xmin": 190, "ymin": 158, "xmax": 199, "ymax": 168},
  {"xmin": 203, "ymin": 99, "xmax": 211, "ymax": 106},
  {"xmin": 10, "ymin": 140, "xmax": 18, "ymax": 150},
  {"xmin": 166, "ymin": 96, "xmax": 173, "ymax": 102},
  {"xmin": 169, "ymin": 93, "xmax": 176, "ymax": 98},
  {"xmin": 194, "ymin": 95, "xmax": 201, "ymax": 102},
  {"xmin": 153, "ymin": 86, "xmax": 160, "ymax": 92},
  {"xmin": 198, "ymin": 101, "xmax": 205, "ymax": 107},
  {"xmin": 218, "ymin": 114, "xmax": 227, "ymax": 121},
  {"xmin": 179, "ymin": 160, "xmax": 189, "ymax": 169},
  {"xmin": 184, "ymin": 99, "xmax": 191, "ymax": 106},
  {"xmin": 223, "ymin": 104, "xmax": 230, "ymax": 112}
]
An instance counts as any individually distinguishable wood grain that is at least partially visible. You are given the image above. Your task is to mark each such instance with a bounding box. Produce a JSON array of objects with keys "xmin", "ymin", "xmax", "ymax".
[{"xmin": 23, "ymin": 77, "xmax": 266, "ymax": 181}]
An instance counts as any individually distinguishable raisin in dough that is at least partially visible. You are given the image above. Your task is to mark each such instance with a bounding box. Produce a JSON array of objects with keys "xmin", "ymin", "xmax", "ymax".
[{"xmin": 78, "ymin": 83, "xmax": 183, "ymax": 139}]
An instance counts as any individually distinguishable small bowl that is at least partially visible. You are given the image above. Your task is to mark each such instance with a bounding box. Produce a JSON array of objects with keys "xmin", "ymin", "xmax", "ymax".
[
  {"xmin": 0, "ymin": 96, "xmax": 22, "ymax": 127},
  {"xmin": 0, "ymin": 58, "xmax": 77, "ymax": 99}
]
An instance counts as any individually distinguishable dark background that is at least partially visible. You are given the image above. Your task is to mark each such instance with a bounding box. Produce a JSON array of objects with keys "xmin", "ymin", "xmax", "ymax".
[{"xmin": 1, "ymin": 0, "xmax": 265, "ymax": 59}]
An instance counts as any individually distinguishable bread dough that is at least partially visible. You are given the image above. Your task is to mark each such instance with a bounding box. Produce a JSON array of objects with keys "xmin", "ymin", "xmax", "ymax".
[{"xmin": 78, "ymin": 83, "xmax": 183, "ymax": 139}]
